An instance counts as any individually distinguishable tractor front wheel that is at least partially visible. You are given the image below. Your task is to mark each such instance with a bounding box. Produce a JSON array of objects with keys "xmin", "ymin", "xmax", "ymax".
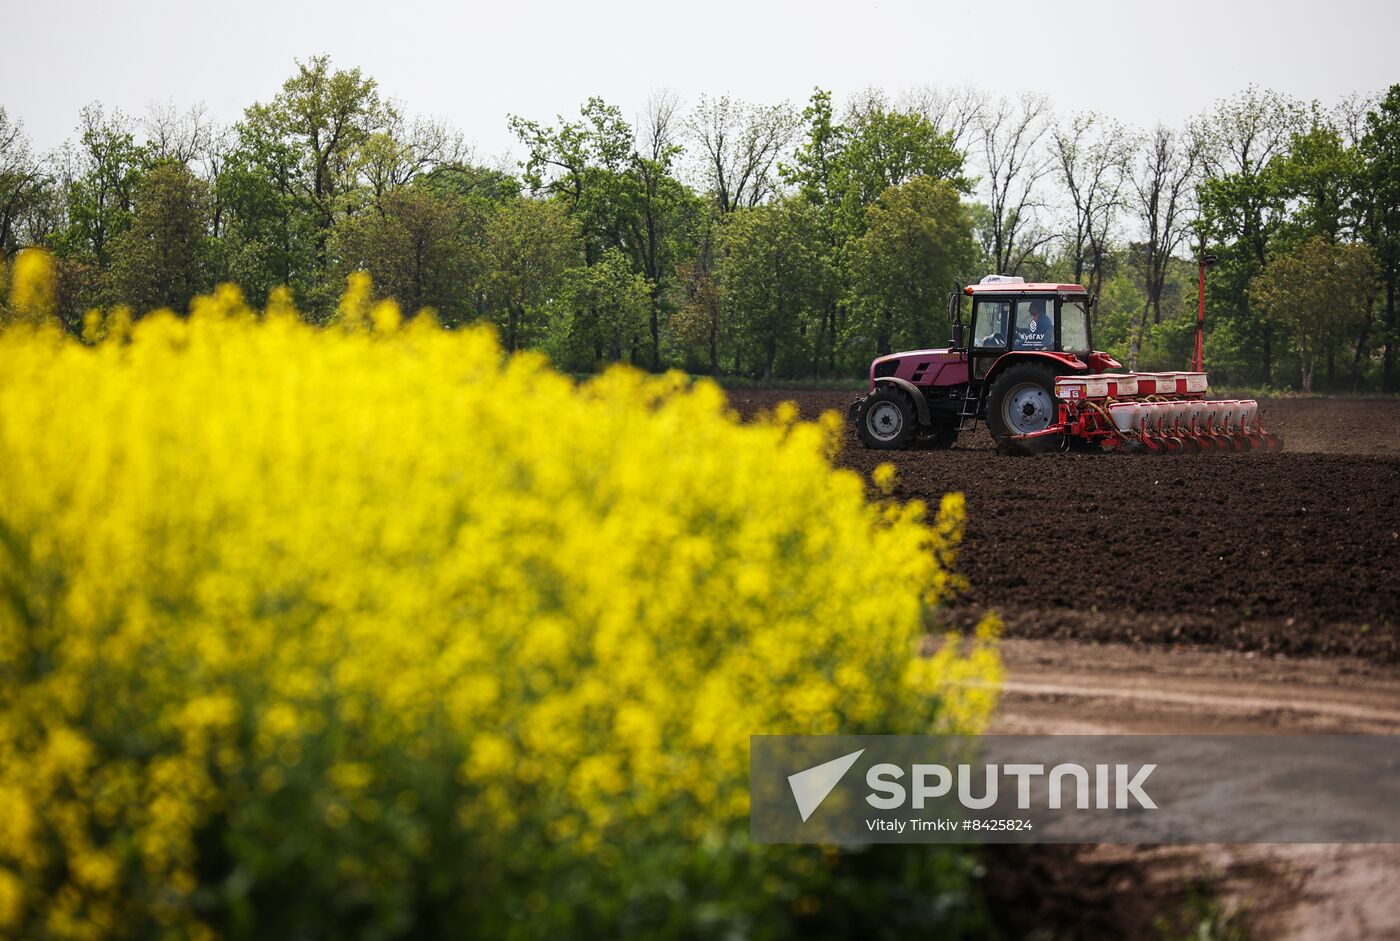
[
  {"xmin": 986, "ymin": 363, "xmax": 1062, "ymax": 454},
  {"xmin": 856, "ymin": 385, "xmax": 918, "ymax": 450}
]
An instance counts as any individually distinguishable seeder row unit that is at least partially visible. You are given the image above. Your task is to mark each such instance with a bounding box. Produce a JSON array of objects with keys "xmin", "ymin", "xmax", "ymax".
[{"xmin": 1015, "ymin": 371, "xmax": 1283, "ymax": 454}]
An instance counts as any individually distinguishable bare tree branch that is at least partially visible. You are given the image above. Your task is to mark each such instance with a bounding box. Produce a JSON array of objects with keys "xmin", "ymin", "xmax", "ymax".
[
  {"xmin": 1128, "ymin": 123, "xmax": 1201, "ymax": 366},
  {"xmin": 898, "ymin": 83, "xmax": 988, "ymax": 152},
  {"xmin": 686, "ymin": 94, "xmax": 798, "ymax": 212},
  {"xmin": 1051, "ymin": 111, "xmax": 1135, "ymax": 305},
  {"xmin": 977, "ymin": 92, "xmax": 1054, "ymax": 275}
]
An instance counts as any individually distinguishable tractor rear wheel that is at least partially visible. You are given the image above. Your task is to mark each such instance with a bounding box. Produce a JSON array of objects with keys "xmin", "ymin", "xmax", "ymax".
[
  {"xmin": 986, "ymin": 363, "xmax": 1062, "ymax": 453},
  {"xmin": 856, "ymin": 385, "xmax": 918, "ymax": 450}
]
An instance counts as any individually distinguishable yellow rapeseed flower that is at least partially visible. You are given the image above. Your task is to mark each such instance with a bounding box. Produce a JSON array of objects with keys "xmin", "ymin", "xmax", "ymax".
[
  {"xmin": 0, "ymin": 252, "xmax": 999, "ymax": 939},
  {"xmin": 3, "ymin": 249, "xmax": 55, "ymax": 325}
]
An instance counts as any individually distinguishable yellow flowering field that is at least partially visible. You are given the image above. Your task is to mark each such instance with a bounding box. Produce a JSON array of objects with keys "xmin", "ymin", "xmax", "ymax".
[{"xmin": 0, "ymin": 251, "xmax": 1000, "ymax": 940}]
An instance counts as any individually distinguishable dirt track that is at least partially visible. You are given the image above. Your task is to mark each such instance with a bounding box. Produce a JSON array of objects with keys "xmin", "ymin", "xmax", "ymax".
[
  {"xmin": 987, "ymin": 638, "xmax": 1400, "ymax": 941},
  {"xmin": 730, "ymin": 391, "xmax": 1400, "ymax": 939}
]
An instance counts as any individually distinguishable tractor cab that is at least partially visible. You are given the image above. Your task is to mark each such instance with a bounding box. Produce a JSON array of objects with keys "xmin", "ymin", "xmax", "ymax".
[{"xmin": 959, "ymin": 275, "xmax": 1093, "ymax": 375}]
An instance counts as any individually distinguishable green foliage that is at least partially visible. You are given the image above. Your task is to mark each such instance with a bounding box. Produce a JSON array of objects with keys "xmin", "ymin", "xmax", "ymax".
[
  {"xmin": 1251, "ymin": 236, "xmax": 1380, "ymax": 391},
  {"xmin": 836, "ymin": 107, "xmax": 968, "ymax": 229},
  {"xmin": 1092, "ymin": 264, "xmax": 1146, "ymax": 360},
  {"xmin": 510, "ymin": 96, "xmax": 694, "ymax": 369},
  {"xmin": 216, "ymin": 106, "xmax": 321, "ymax": 308},
  {"xmin": 784, "ymin": 87, "xmax": 968, "ymax": 242},
  {"xmin": 550, "ymin": 246, "xmax": 651, "ymax": 369},
  {"xmin": 106, "ymin": 162, "xmax": 215, "ymax": 312},
  {"xmin": 774, "ymin": 88, "xmax": 977, "ymax": 375},
  {"xmin": 1189, "ymin": 86, "xmax": 1400, "ymax": 389},
  {"xmin": 1361, "ymin": 85, "xmax": 1400, "ymax": 391},
  {"xmin": 482, "ymin": 197, "xmax": 582, "ymax": 351},
  {"xmin": 333, "ymin": 183, "xmax": 488, "ymax": 325},
  {"xmin": 783, "ymin": 90, "xmax": 844, "ymax": 213},
  {"xmin": 848, "ymin": 177, "xmax": 976, "ymax": 356},
  {"xmin": 1272, "ymin": 117, "xmax": 1365, "ymax": 245},
  {"xmin": 0, "ymin": 108, "xmax": 48, "ymax": 259},
  {"xmin": 252, "ymin": 55, "xmax": 388, "ymax": 220},
  {"xmin": 719, "ymin": 198, "xmax": 832, "ymax": 379},
  {"xmin": 56, "ymin": 105, "xmax": 144, "ymax": 266}
]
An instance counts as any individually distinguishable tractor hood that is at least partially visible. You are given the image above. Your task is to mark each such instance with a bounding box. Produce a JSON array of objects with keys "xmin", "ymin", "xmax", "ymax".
[{"xmin": 869, "ymin": 349, "xmax": 967, "ymax": 388}]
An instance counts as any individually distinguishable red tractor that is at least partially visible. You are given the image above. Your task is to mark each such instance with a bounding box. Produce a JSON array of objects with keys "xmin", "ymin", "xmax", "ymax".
[{"xmin": 848, "ymin": 275, "xmax": 1282, "ymax": 455}]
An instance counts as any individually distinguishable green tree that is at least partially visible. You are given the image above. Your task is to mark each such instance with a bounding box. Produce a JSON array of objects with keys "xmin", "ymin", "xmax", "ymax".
[
  {"xmin": 0, "ymin": 108, "xmax": 47, "ymax": 258},
  {"xmin": 782, "ymin": 89, "xmax": 848, "ymax": 372},
  {"xmin": 58, "ymin": 104, "xmax": 145, "ymax": 267},
  {"xmin": 106, "ymin": 162, "xmax": 214, "ymax": 313},
  {"xmin": 848, "ymin": 177, "xmax": 976, "ymax": 357},
  {"xmin": 240, "ymin": 55, "xmax": 388, "ymax": 298},
  {"xmin": 784, "ymin": 89, "xmax": 968, "ymax": 239},
  {"xmin": 483, "ymin": 198, "xmax": 581, "ymax": 351},
  {"xmin": 1270, "ymin": 113, "xmax": 1371, "ymax": 385},
  {"xmin": 332, "ymin": 183, "xmax": 487, "ymax": 323},
  {"xmin": 719, "ymin": 197, "xmax": 830, "ymax": 379},
  {"xmin": 1273, "ymin": 115, "xmax": 1365, "ymax": 245},
  {"xmin": 216, "ymin": 118, "xmax": 320, "ymax": 309},
  {"xmin": 1251, "ymin": 237, "xmax": 1379, "ymax": 392},
  {"xmin": 513, "ymin": 96, "xmax": 695, "ymax": 370},
  {"xmin": 1196, "ymin": 87, "xmax": 1308, "ymax": 384},
  {"xmin": 837, "ymin": 103, "xmax": 968, "ymax": 227},
  {"xmin": 783, "ymin": 89, "xmax": 846, "ymax": 213},
  {"xmin": 1361, "ymin": 85, "xmax": 1400, "ymax": 391},
  {"xmin": 782, "ymin": 89, "xmax": 970, "ymax": 374},
  {"xmin": 557, "ymin": 247, "xmax": 651, "ymax": 366},
  {"xmin": 510, "ymin": 97, "xmax": 632, "ymax": 264}
]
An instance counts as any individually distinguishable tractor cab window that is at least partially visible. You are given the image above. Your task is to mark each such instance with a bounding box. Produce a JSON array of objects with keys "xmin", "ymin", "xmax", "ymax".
[
  {"xmin": 1059, "ymin": 299, "xmax": 1090, "ymax": 355},
  {"xmin": 972, "ymin": 300, "xmax": 1010, "ymax": 351},
  {"xmin": 1011, "ymin": 300, "xmax": 1053, "ymax": 351}
]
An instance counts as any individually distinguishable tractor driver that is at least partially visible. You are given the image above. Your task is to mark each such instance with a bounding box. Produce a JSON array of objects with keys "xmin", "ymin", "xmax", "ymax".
[{"xmin": 1016, "ymin": 299, "xmax": 1053, "ymax": 350}]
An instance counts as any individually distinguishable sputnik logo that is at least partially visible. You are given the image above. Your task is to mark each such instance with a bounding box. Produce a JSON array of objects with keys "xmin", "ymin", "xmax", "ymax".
[{"xmin": 787, "ymin": 749, "xmax": 865, "ymax": 822}]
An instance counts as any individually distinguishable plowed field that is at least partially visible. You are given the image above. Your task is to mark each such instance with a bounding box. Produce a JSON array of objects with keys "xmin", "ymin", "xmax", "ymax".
[{"xmin": 730, "ymin": 392, "xmax": 1400, "ymax": 660}]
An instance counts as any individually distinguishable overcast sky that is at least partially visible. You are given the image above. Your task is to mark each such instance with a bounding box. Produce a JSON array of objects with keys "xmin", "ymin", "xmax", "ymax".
[{"xmin": 3, "ymin": 0, "xmax": 1396, "ymax": 163}]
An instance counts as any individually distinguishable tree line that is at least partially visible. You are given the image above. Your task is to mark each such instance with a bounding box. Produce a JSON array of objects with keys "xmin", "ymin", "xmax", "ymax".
[{"xmin": 1, "ymin": 58, "xmax": 1397, "ymax": 390}]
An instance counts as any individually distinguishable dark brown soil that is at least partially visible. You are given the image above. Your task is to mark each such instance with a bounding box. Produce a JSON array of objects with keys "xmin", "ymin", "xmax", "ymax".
[
  {"xmin": 729, "ymin": 391, "xmax": 1400, "ymax": 662},
  {"xmin": 977, "ymin": 843, "xmax": 1258, "ymax": 941}
]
